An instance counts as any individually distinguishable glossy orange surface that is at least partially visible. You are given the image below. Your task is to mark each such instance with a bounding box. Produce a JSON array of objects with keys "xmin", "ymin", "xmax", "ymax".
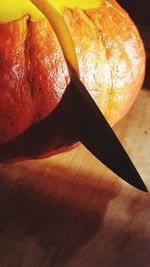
[
  {"xmin": 64, "ymin": 0, "xmax": 145, "ymax": 125},
  {"xmin": 0, "ymin": 16, "xmax": 69, "ymax": 144},
  {"xmin": 0, "ymin": 0, "xmax": 146, "ymax": 159}
]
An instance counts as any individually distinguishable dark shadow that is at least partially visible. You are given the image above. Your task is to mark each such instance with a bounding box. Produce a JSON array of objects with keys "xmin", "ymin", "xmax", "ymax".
[{"xmin": 0, "ymin": 159, "xmax": 120, "ymax": 267}]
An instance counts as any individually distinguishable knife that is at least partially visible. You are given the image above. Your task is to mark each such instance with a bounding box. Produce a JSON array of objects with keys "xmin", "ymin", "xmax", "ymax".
[{"xmin": 70, "ymin": 74, "xmax": 148, "ymax": 192}]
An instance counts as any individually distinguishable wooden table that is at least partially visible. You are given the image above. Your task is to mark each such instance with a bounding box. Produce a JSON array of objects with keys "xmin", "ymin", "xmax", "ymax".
[{"xmin": 0, "ymin": 88, "xmax": 150, "ymax": 267}]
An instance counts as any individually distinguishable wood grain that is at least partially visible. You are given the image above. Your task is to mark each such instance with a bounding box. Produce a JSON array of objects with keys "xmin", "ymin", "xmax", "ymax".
[{"xmin": 0, "ymin": 89, "xmax": 150, "ymax": 267}]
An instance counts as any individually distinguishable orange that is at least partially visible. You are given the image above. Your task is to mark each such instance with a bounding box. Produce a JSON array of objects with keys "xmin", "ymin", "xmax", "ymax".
[{"xmin": 0, "ymin": 0, "xmax": 145, "ymax": 160}]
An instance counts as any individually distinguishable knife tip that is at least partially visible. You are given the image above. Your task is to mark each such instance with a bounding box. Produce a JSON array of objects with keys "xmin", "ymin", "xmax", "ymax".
[
  {"xmin": 140, "ymin": 184, "xmax": 149, "ymax": 193},
  {"xmin": 131, "ymin": 179, "xmax": 148, "ymax": 193}
]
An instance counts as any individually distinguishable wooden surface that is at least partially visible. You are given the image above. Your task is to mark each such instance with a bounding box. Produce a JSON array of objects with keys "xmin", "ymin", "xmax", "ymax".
[{"xmin": 0, "ymin": 88, "xmax": 150, "ymax": 267}]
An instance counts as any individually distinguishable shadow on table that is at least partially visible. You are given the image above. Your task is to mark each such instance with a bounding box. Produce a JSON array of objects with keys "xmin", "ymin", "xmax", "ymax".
[{"xmin": 0, "ymin": 159, "xmax": 120, "ymax": 267}]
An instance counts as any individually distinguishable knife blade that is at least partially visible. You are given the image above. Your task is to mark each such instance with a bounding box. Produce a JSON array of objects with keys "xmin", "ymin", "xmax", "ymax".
[{"xmin": 69, "ymin": 74, "xmax": 148, "ymax": 192}]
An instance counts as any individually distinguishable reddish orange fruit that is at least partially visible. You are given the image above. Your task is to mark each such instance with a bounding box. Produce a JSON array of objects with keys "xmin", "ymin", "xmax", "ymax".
[{"xmin": 0, "ymin": 0, "xmax": 145, "ymax": 161}]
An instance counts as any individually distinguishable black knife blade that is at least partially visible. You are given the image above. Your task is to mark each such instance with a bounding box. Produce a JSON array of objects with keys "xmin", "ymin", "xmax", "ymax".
[{"xmin": 70, "ymin": 74, "xmax": 148, "ymax": 192}]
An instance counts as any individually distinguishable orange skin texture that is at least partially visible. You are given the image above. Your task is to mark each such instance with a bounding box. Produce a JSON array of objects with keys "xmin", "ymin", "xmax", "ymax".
[
  {"xmin": 64, "ymin": 0, "xmax": 145, "ymax": 125},
  {"xmin": 0, "ymin": 0, "xmax": 145, "ymax": 161},
  {"xmin": 0, "ymin": 17, "xmax": 69, "ymax": 144}
]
